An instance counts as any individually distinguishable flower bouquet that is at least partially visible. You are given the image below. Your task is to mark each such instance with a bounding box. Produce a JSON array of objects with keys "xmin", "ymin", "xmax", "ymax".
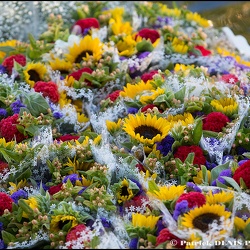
[{"xmin": 0, "ymin": 1, "xmax": 250, "ymax": 249}]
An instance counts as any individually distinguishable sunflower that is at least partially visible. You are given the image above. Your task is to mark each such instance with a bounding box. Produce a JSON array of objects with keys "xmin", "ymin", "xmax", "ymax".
[
  {"xmin": 147, "ymin": 184, "xmax": 185, "ymax": 202},
  {"xmin": 180, "ymin": 203, "xmax": 231, "ymax": 233},
  {"xmin": 234, "ymin": 216, "xmax": 250, "ymax": 231},
  {"xmin": 120, "ymin": 80, "xmax": 155, "ymax": 100},
  {"xmin": 48, "ymin": 58, "xmax": 73, "ymax": 76},
  {"xmin": 50, "ymin": 214, "xmax": 78, "ymax": 232},
  {"xmin": 210, "ymin": 97, "xmax": 238, "ymax": 117},
  {"xmin": 205, "ymin": 190, "xmax": 234, "ymax": 205},
  {"xmin": 65, "ymin": 35, "xmax": 103, "ymax": 64},
  {"xmin": 166, "ymin": 112, "xmax": 195, "ymax": 129},
  {"xmin": 122, "ymin": 113, "xmax": 171, "ymax": 146},
  {"xmin": 23, "ymin": 62, "xmax": 47, "ymax": 88},
  {"xmin": 116, "ymin": 179, "xmax": 134, "ymax": 204},
  {"xmin": 131, "ymin": 213, "xmax": 160, "ymax": 230},
  {"xmin": 139, "ymin": 87, "xmax": 165, "ymax": 105}
]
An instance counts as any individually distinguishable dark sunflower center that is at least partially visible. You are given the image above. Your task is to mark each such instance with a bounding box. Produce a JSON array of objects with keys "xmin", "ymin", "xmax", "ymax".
[
  {"xmin": 120, "ymin": 186, "xmax": 129, "ymax": 197},
  {"xmin": 58, "ymin": 219, "xmax": 70, "ymax": 229},
  {"xmin": 75, "ymin": 50, "xmax": 93, "ymax": 64},
  {"xmin": 28, "ymin": 69, "xmax": 41, "ymax": 82},
  {"xmin": 134, "ymin": 125, "xmax": 161, "ymax": 139},
  {"xmin": 193, "ymin": 213, "xmax": 220, "ymax": 232}
]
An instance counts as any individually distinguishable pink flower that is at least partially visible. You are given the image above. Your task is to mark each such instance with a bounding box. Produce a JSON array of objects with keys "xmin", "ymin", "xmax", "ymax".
[
  {"xmin": 34, "ymin": 81, "xmax": 60, "ymax": 103},
  {"xmin": 221, "ymin": 74, "xmax": 239, "ymax": 84}
]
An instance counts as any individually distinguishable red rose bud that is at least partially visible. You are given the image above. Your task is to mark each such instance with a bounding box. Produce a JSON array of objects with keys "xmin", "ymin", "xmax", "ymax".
[
  {"xmin": 71, "ymin": 17, "xmax": 100, "ymax": 35},
  {"xmin": 141, "ymin": 70, "xmax": 159, "ymax": 82},
  {"xmin": 105, "ymin": 90, "xmax": 122, "ymax": 102},
  {"xmin": 194, "ymin": 45, "xmax": 212, "ymax": 56},
  {"xmin": 136, "ymin": 28, "xmax": 160, "ymax": 43},
  {"xmin": 2, "ymin": 54, "xmax": 26, "ymax": 75}
]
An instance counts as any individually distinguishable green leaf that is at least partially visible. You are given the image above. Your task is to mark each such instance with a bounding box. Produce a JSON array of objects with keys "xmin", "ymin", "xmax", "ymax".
[
  {"xmin": 174, "ymin": 86, "xmax": 186, "ymax": 102},
  {"xmin": 148, "ymin": 180, "xmax": 160, "ymax": 193},
  {"xmin": 210, "ymin": 161, "xmax": 230, "ymax": 183},
  {"xmin": 22, "ymin": 92, "xmax": 50, "ymax": 117},
  {"xmin": 220, "ymin": 176, "xmax": 242, "ymax": 192},
  {"xmin": 16, "ymin": 168, "xmax": 32, "ymax": 183},
  {"xmin": 18, "ymin": 199, "xmax": 34, "ymax": 215},
  {"xmin": 201, "ymin": 165, "xmax": 208, "ymax": 184},
  {"xmin": 136, "ymin": 40, "xmax": 154, "ymax": 52},
  {"xmin": 192, "ymin": 118, "xmax": 202, "ymax": 145},
  {"xmin": 202, "ymin": 130, "xmax": 219, "ymax": 138},
  {"xmin": 243, "ymin": 222, "xmax": 250, "ymax": 240},
  {"xmin": 1, "ymin": 230, "xmax": 17, "ymax": 245}
]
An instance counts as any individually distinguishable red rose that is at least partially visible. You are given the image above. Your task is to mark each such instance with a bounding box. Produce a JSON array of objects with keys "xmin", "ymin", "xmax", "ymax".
[
  {"xmin": 65, "ymin": 224, "xmax": 89, "ymax": 249},
  {"xmin": 174, "ymin": 145, "xmax": 206, "ymax": 167},
  {"xmin": 68, "ymin": 67, "xmax": 93, "ymax": 86},
  {"xmin": 0, "ymin": 114, "xmax": 28, "ymax": 143},
  {"xmin": 194, "ymin": 45, "xmax": 212, "ymax": 56},
  {"xmin": 56, "ymin": 134, "xmax": 80, "ymax": 142},
  {"xmin": 141, "ymin": 70, "xmax": 159, "ymax": 82},
  {"xmin": 0, "ymin": 192, "xmax": 13, "ymax": 215},
  {"xmin": 156, "ymin": 228, "xmax": 185, "ymax": 248},
  {"xmin": 48, "ymin": 183, "xmax": 63, "ymax": 195},
  {"xmin": 105, "ymin": 90, "xmax": 122, "ymax": 102},
  {"xmin": 141, "ymin": 104, "xmax": 163, "ymax": 113},
  {"xmin": 221, "ymin": 74, "xmax": 239, "ymax": 84},
  {"xmin": 71, "ymin": 17, "xmax": 100, "ymax": 35},
  {"xmin": 34, "ymin": 81, "xmax": 60, "ymax": 103},
  {"xmin": 233, "ymin": 160, "xmax": 250, "ymax": 189},
  {"xmin": 136, "ymin": 28, "xmax": 160, "ymax": 43},
  {"xmin": 2, "ymin": 54, "xmax": 26, "ymax": 75},
  {"xmin": 203, "ymin": 112, "xmax": 230, "ymax": 132},
  {"xmin": 175, "ymin": 192, "xmax": 206, "ymax": 209}
]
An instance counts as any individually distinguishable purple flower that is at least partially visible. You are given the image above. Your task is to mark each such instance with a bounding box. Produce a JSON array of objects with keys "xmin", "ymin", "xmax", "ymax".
[
  {"xmin": 205, "ymin": 161, "xmax": 217, "ymax": 170},
  {"xmin": 0, "ymin": 239, "xmax": 6, "ymax": 249},
  {"xmin": 153, "ymin": 16, "xmax": 173, "ymax": 28},
  {"xmin": 0, "ymin": 108, "xmax": 7, "ymax": 117},
  {"xmin": 156, "ymin": 135, "xmax": 175, "ymax": 156},
  {"xmin": 0, "ymin": 65, "xmax": 6, "ymax": 74},
  {"xmin": 63, "ymin": 173, "xmax": 81, "ymax": 185},
  {"xmin": 101, "ymin": 217, "xmax": 112, "ymax": 228},
  {"xmin": 10, "ymin": 189, "xmax": 28, "ymax": 204},
  {"xmin": 137, "ymin": 51, "xmax": 150, "ymax": 59},
  {"xmin": 10, "ymin": 99, "xmax": 26, "ymax": 114},
  {"xmin": 53, "ymin": 111, "xmax": 63, "ymax": 119},
  {"xmin": 127, "ymin": 107, "xmax": 138, "ymax": 114},
  {"xmin": 129, "ymin": 238, "xmax": 138, "ymax": 249},
  {"xmin": 173, "ymin": 200, "xmax": 189, "ymax": 220},
  {"xmin": 212, "ymin": 169, "xmax": 232, "ymax": 186},
  {"xmin": 186, "ymin": 182, "xmax": 202, "ymax": 192}
]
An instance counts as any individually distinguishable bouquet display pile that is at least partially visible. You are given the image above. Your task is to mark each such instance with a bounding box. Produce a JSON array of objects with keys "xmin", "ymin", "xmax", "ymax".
[{"xmin": 0, "ymin": 1, "xmax": 250, "ymax": 249}]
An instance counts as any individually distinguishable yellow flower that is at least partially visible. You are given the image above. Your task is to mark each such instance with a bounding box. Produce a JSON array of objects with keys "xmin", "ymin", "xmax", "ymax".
[
  {"xmin": 147, "ymin": 185, "xmax": 185, "ymax": 202},
  {"xmin": 8, "ymin": 180, "xmax": 27, "ymax": 194},
  {"xmin": 116, "ymin": 179, "xmax": 134, "ymax": 204},
  {"xmin": 106, "ymin": 118, "xmax": 123, "ymax": 134},
  {"xmin": 50, "ymin": 215, "xmax": 78, "ymax": 232},
  {"xmin": 185, "ymin": 12, "xmax": 211, "ymax": 28},
  {"xmin": 174, "ymin": 63, "xmax": 195, "ymax": 75},
  {"xmin": 65, "ymin": 35, "xmax": 103, "ymax": 64},
  {"xmin": 109, "ymin": 19, "xmax": 133, "ymax": 36},
  {"xmin": 0, "ymin": 137, "xmax": 15, "ymax": 149},
  {"xmin": 23, "ymin": 62, "xmax": 47, "ymax": 88},
  {"xmin": 132, "ymin": 213, "xmax": 160, "ymax": 230},
  {"xmin": 0, "ymin": 40, "xmax": 18, "ymax": 59},
  {"xmin": 193, "ymin": 169, "xmax": 211, "ymax": 184},
  {"xmin": 171, "ymin": 37, "xmax": 189, "ymax": 54},
  {"xmin": 139, "ymin": 87, "xmax": 165, "ymax": 105},
  {"xmin": 180, "ymin": 203, "xmax": 231, "ymax": 233},
  {"xmin": 205, "ymin": 190, "xmax": 234, "ymax": 205},
  {"xmin": 210, "ymin": 97, "xmax": 238, "ymax": 117},
  {"xmin": 122, "ymin": 113, "xmax": 171, "ymax": 146},
  {"xmin": 166, "ymin": 112, "xmax": 195, "ymax": 129},
  {"xmin": 185, "ymin": 233, "xmax": 202, "ymax": 249},
  {"xmin": 120, "ymin": 80, "xmax": 155, "ymax": 100},
  {"xmin": 116, "ymin": 35, "xmax": 137, "ymax": 57},
  {"xmin": 77, "ymin": 112, "xmax": 89, "ymax": 123},
  {"xmin": 234, "ymin": 216, "xmax": 250, "ymax": 232},
  {"xmin": 48, "ymin": 58, "xmax": 73, "ymax": 76},
  {"xmin": 59, "ymin": 91, "xmax": 72, "ymax": 108},
  {"xmin": 103, "ymin": 6, "xmax": 125, "ymax": 23},
  {"xmin": 22, "ymin": 197, "xmax": 38, "ymax": 218}
]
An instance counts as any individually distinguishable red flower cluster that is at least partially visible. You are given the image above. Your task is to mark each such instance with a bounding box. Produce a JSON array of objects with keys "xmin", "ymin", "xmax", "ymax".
[
  {"xmin": 141, "ymin": 70, "xmax": 159, "ymax": 82},
  {"xmin": 72, "ymin": 17, "xmax": 100, "ymax": 34},
  {"xmin": 0, "ymin": 114, "xmax": 28, "ymax": 142},
  {"xmin": 2, "ymin": 54, "xmax": 26, "ymax": 75},
  {"xmin": 221, "ymin": 74, "xmax": 239, "ymax": 84},
  {"xmin": 68, "ymin": 67, "xmax": 93, "ymax": 86},
  {"xmin": 65, "ymin": 224, "xmax": 89, "ymax": 249},
  {"xmin": 175, "ymin": 191, "xmax": 206, "ymax": 208},
  {"xmin": 233, "ymin": 160, "xmax": 250, "ymax": 189},
  {"xmin": 136, "ymin": 28, "xmax": 160, "ymax": 43},
  {"xmin": 56, "ymin": 134, "xmax": 80, "ymax": 142},
  {"xmin": 48, "ymin": 183, "xmax": 63, "ymax": 195},
  {"xmin": 0, "ymin": 192, "xmax": 13, "ymax": 215},
  {"xmin": 34, "ymin": 81, "xmax": 60, "ymax": 103},
  {"xmin": 203, "ymin": 112, "xmax": 230, "ymax": 132},
  {"xmin": 0, "ymin": 160, "xmax": 9, "ymax": 174},
  {"xmin": 174, "ymin": 145, "xmax": 206, "ymax": 167},
  {"xmin": 156, "ymin": 228, "xmax": 185, "ymax": 248},
  {"xmin": 194, "ymin": 45, "xmax": 212, "ymax": 56},
  {"xmin": 105, "ymin": 90, "xmax": 122, "ymax": 102}
]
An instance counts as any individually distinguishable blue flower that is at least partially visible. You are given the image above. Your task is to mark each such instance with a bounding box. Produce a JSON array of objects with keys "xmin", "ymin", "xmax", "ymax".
[
  {"xmin": 0, "ymin": 65, "xmax": 7, "ymax": 74},
  {"xmin": 186, "ymin": 182, "xmax": 202, "ymax": 192},
  {"xmin": 10, "ymin": 99, "xmax": 26, "ymax": 114},
  {"xmin": 0, "ymin": 108, "xmax": 7, "ymax": 117},
  {"xmin": 173, "ymin": 200, "xmax": 189, "ymax": 220},
  {"xmin": 156, "ymin": 135, "xmax": 175, "ymax": 156},
  {"xmin": 63, "ymin": 173, "xmax": 81, "ymax": 185},
  {"xmin": 127, "ymin": 107, "xmax": 138, "ymax": 114},
  {"xmin": 10, "ymin": 189, "xmax": 28, "ymax": 204},
  {"xmin": 53, "ymin": 111, "xmax": 63, "ymax": 119}
]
